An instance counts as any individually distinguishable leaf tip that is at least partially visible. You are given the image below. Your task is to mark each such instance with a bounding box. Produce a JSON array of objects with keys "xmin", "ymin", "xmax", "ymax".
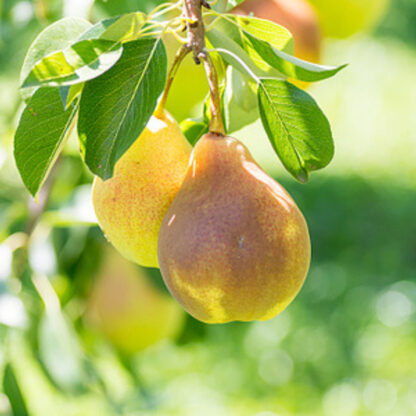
[{"xmin": 296, "ymin": 170, "xmax": 309, "ymax": 184}]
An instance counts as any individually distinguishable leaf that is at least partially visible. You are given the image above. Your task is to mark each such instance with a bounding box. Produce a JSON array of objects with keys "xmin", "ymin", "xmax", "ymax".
[
  {"xmin": 60, "ymin": 83, "xmax": 84, "ymax": 110},
  {"xmin": 258, "ymin": 79, "xmax": 334, "ymax": 182},
  {"xmin": 20, "ymin": 17, "xmax": 92, "ymax": 102},
  {"xmin": 212, "ymin": 0, "xmax": 246, "ymax": 12},
  {"xmin": 2, "ymin": 363, "xmax": 30, "ymax": 416},
  {"xmin": 208, "ymin": 15, "xmax": 346, "ymax": 82},
  {"xmin": 78, "ymin": 38, "xmax": 167, "ymax": 179},
  {"xmin": 245, "ymin": 32, "xmax": 347, "ymax": 82},
  {"xmin": 78, "ymin": 12, "xmax": 147, "ymax": 42},
  {"xmin": 14, "ymin": 88, "xmax": 78, "ymax": 196},
  {"xmin": 21, "ymin": 39, "xmax": 123, "ymax": 88},
  {"xmin": 224, "ymin": 66, "xmax": 259, "ymax": 133},
  {"xmin": 180, "ymin": 117, "xmax": 209, "ymax": 146},
  {"xmin": 38, "ymin": 311, "xmax": 88, "ymax": 393},
  {"xmin": 207, "ymin": 14, "xmax": 293, "ymax": 78}
]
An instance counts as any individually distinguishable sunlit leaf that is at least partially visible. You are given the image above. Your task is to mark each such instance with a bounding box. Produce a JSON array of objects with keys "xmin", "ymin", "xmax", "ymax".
[
  {"xmin": 207, "ymin": 14, "xmax": 293, "ymax": 78},
  {"xmin": 78, "ymin": 12, "xmax": 147, "ymax": 43},
  {"xmin": 258, "ymin": 79, "xmax": 334, "ymax": 182},
  {"xmin": 2, "ymin": 364, "xmax": 29, "ymax": 416},
  {"xmin": 208, "ymin": 15, "xmax": 346, "ymax": 82},
  {"xmin": 21, "ymin": 39, "xmax": 123, "ymax": 88},
  {"xmin": 20, "ymin": 17, "xmax": 92, "ymax": 102}
]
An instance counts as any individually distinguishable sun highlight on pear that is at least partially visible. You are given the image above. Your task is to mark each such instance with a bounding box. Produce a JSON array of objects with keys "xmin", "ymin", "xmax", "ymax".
[{"xmin": 158, "ymin": 133, "xmax": 311, "ymax": 324}]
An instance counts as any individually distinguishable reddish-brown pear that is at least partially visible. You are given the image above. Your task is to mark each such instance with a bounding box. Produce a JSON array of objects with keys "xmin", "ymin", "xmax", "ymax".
[{"xmin": 158, "ymin": 133, "xmax": 311, "ymax": 324}]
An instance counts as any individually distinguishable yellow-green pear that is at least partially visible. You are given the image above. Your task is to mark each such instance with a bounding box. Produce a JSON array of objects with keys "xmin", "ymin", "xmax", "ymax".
[
  {"xmin": 306, "ymin": 0, "xmax": 390, "ymax": 39},
  {"xmin": 163, "ymin": 33, "xmax": 209, "ymax": 121},
  {"xmin": 86, "ymin": 248, "xmax": 185, "ymax": 354},
  {"xmin": 158, "ymin": 133, "xmax": 311, "ymax": 324},
  {"xmin": 93, "ymin": 111, "xmax": 192, "ymax": 268}
]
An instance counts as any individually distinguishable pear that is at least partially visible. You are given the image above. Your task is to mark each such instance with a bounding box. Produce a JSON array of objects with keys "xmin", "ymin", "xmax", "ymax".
[
  {"xmin": 93, "ymin": 111, "xmax": 192, "ymax": 268},
  {"xmin": 158, "ymin": 133, "xmax": 311, "ymax": 324},
  {"xmin": 86, "ymin": 248, "xmax": 185, "ymax": 354}
]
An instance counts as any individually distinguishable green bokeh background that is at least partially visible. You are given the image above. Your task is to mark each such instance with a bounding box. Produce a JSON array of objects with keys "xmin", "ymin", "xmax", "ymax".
[{"xmin": 1, "ymin": 1, "xmax": 416, "ymax": 415}]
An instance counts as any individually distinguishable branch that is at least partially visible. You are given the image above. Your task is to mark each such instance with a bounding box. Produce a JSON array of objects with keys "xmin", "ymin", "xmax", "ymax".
[
  {"xmin": 183, "ymin": 0, "xmax": 207, "ymax": 64},
  {"xmin": 184, "ymin": 0, "xmax": 225, "ymax": 135}
]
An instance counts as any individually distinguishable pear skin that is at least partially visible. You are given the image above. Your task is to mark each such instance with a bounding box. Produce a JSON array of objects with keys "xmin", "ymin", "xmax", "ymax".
[
  {"xmin": 93, "ymin": 111, "xmax": 192, "ymax": 268},
  {"xmin": 158, "ymin": 133, "xmax": 311, "ymax": 324}
]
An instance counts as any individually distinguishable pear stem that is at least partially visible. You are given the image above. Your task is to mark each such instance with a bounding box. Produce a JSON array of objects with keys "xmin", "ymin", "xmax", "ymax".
[
  {"xmin": 155, "ymin": 45, "xmax": 191, "ymax": 118},
  {"xmin": 184, "ymin": 0, "xmax": 225, "ymax": 136},
  {"xmin": 201, "ymin": 52, "xmax": 225, "ymax": 135}
]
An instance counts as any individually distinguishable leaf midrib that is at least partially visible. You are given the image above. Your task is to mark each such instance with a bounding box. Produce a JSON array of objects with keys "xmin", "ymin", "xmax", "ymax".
[{"xmin": 259, "ymin": 80, "xmax": 305, "ymax": 173}]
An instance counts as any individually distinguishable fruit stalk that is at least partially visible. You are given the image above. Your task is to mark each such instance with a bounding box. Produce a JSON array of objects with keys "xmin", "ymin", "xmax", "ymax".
[
  {"xmin": 201, "ymin": 52, "xmax": 225, "ymax": 135},
  {"xmin": 184, "ymin": 0, "xmax": 225, "ymax": 135}
]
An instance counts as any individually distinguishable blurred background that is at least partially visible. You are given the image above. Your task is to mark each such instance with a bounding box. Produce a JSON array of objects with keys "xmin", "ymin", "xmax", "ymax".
[{"xmin": 1, "ymin": 0, "xmax": 416, "ymax": 415}]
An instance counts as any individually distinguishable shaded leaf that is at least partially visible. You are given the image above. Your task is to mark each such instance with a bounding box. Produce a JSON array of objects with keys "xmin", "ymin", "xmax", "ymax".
[
  {"xmin": 14, "ymin": 88, "xmax": 78, "ymax": 196},
  {"xmin": 180, "ymin": 117, "xmax": 209, "ymax": 146},
  {"xmin": 22, "ymin": 39, "xmax": 123, "ymax": 88},
  {"xmin": 38, "ymin": 310, "xmax": 88, "ymax": 393},
  {"xmin": 258, "ymin": 79, "xmax": 334, "ymax": 182},
  {"xmin": 60, "ymin": 83, "xmax": 84, "ymax": 110},
  {"xmin": 224, "ymin": 66, "xmax": 259, "ymax": 133},
  {"xmin": 78, "ymin": 38, "xmax": 167, "ymax": 179}
]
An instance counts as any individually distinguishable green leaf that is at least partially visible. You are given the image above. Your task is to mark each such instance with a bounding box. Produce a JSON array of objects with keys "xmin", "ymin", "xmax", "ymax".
[
  {"xmin": 212, "ymin": 0, "xmax": 246, "ymax": 12},
  {"xmin": 208, "ymin": 15, "xmax": 346, "ymax": 82},
  {"xmin": 78, "ymin": 12, "xmax": 147, "ymax": 42},
  {"xmin": 78, "ymin": 38, "xmax": 167, "ymax": 179},
  {"xmin": 3, "ymin": 363, "xmax": 29, "ymax": 416},
  {"xmin": 245, "ymin": 32, "xmax": 347, "ymax": 82},
  {"xmin": 207, "ymin": 14, "xmax": 293, "ymax": 78},
  {"xmin": 20, "ymin": 17, "xmax": 92, "ymax": 102},
  {"xmin": 258, "ymin": 79, "xmax": 334, "ymax": 182},
  {"xmin": 21, "ymin": 39, "xmax": 123, "ymax": 88},
  {"xmin": 14, "ymin": 88, "xmax": 78, "ymax": 196},
  {"xmin": 180, "ymin": 117, "xmax": 209, "ymax": 146},
  {"xmin": 60, "ymin": 83, "xmax": 84, "ymax": 110},
  {"xmin": 38, "ymin": 311, "xmax": 88, "ymax": 393},
  {"xmin": 224, "ymin": 66, "xmax": 259, "ymax": 133}
]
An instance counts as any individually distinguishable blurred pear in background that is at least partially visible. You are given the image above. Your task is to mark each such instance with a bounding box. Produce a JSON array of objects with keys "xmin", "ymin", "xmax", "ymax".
[
  {"xmin": 164, "ymin": 33, "xmax": 209, "ymax": 122},
  {"xmin": 86, "ymin": 247, "xmax": 185, "ymax": 354},
  {"xmin": 1, "ymin": 0, "xmax": 416, "ymax": 415},
  {"xmin": 307, "ymin": 0, "xmax": 391, "ymax": 38}
]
